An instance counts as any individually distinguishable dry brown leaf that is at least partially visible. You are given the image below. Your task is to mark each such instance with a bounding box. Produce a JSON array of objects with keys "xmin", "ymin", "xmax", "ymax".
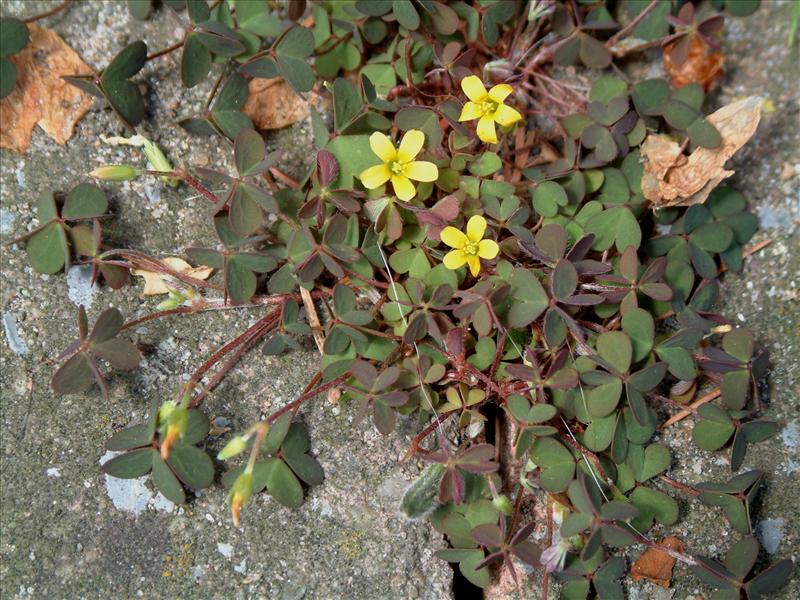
[
  {"xmin": 0, "ymin": 24, "xmax": 93, "ymax": 153},
  {"xmin": 631, "ymin": 536, "xmax": 685, "ymax": 588},
  {"xmin": 641, "ymin": 96, "xmax": 762, "ymax": 208},
  {"xmin": 132, "ymin": 257, "xmax": 214, "ymax": 295},
  {"xmin": 243, "ymin": 78, "xmax": 313, "ymax": 130},
  {"xmin": 664, "ymin": 34, "xmax": 724, "ymax": 92}
]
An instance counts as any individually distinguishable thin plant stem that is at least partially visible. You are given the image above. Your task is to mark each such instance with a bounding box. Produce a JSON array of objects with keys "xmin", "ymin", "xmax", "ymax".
[
  {"xmin": 190, "ymin": 314, "xmax": 278, "ymax": 406},
  {"xmin": 184, "ymin": 308, "xmax": 281, "ymax": 405},
  {"xmin": 23, "ymin": 0, "xmax": 73, "ymax": 23},
  {"xmin": 143, "ymin": 169, "xmax": 223, "ymax": 205},
  {"xmin": 267, "ymin": 373, "xmax": 350, "ymax": 424},
  {"xmin": 146, "ymin": 39, "xmax": 185, "ymax": 62},
  {"xmin": 661, "ymin": 387, "xmax": 721, "ymax": 429},
  {"xmin": 204, "ymin": 70, "xmax": 226, "ymax": 113},
  {"xmin": 658, "ymin": 474, "xmax": 701, "ymax": 498},
  {"xmin": 606, "ymin": 0, "xmax": 660, "ymax": 48},
  {"xmin": 402, "ymin": 410, "xmax": 456, "ymax": 462}
]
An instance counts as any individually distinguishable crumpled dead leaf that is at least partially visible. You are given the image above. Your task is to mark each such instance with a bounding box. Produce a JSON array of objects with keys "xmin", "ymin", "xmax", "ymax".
[
  {"xmin": 631, "ymin": 536, "xmax": 684, "ymax": 588},
  {"xmin": 132, "ymin": 257, "xmax": 213, "ymax": 295},
  {"xmin": 641, "ymin": 96, "xmax": 762, "ymax": 208},
  {"xmin": 243, "ymin": 77, "xmax": 317, "ymax": 130},
  {"xmin": 0, "ymin": 24, "xmax": 93, "ymax": 153},
  {"xmin": 664, "ymin": 34, "xmax": 724, "ymax": 92}
]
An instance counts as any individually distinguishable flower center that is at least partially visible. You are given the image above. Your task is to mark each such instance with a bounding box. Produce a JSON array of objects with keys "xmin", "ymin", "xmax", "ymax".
[
  {"xmin": 480, "ymin": 100, "xmax": 498, "ymax": 116},
  {"xmin": 389, "ymin": 160, "xmax": 405, "ymax": 175},
  {"xmin": 464, "ymin": 241, "xmax": 479, "ymax": 256}
]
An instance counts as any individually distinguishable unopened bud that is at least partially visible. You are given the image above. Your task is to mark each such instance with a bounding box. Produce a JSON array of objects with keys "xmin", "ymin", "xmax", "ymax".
[
  {"xmin": 90, "ymin": 164, "xmax": 137, "ymax": 181},
  {"xmin": 483, "ymin": 59, "xmax": 513, "ymax": 81},
  {"xmin": 156, "ymin": 290, "xmax": 187, "ymax": 311},
  {"xmin": 528, "ymin": 0, "xmax": 555, "ymax": 22},
  {"xmin": 100, "ymin": 133, "xmax": 180, "ymax": 187},
  {"xmin": 228, "ymin": 472, "xmax": 254, "ymax": 528},
  {"xmin": 158, "ymin": 401, "xmax": 178, "ymax": 422},
  {"xmin": 710, "ymin": 324, "xmax": 734, "ymax": 336},
  {"xmin": 218, "ymin": 435, "xmax": 248, "ymax": 460},
  {"xmin": 160, "ymin": 406, "xmax": 188, "ymax": 460},
  {"xmin": 492, "ymin": 494, "xmax": 514, "ymax": 515}
]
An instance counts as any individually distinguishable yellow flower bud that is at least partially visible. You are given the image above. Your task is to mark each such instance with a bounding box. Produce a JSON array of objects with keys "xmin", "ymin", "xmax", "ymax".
[
  {"xmin": 228, "ymin": 472, "xmax": 253, "ymax": 528},
  {"xmin": 217, "ymin": 435, "xmax": 248, "ymax": 460},
  {"xmin": 492, "ymin": 494, "xmax": 514, "ymax": 515},
  {"xmin": 90, "ymin": 164, "xmax": 137, "ymax": 181},
  {"xmin": 159, "ymin": 406, "xmax": 188, "ymax": 460}
]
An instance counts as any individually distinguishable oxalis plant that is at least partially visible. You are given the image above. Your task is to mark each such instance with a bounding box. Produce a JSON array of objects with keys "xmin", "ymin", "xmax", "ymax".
[{"xmin": 7, "ymin": 0, "xmax": 794, "ymax": 597}]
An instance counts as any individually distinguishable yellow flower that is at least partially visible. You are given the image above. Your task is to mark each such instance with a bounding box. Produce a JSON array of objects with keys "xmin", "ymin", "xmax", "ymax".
[
  {"xmin": 458, "ymin": 75, "xmax": 522, "ymax": 144},
  {"xmin": 441, "ymin": 215, "xmax": 500, "ymax": 276},
  {"xmin": 358, "ymin": 129, "xmax": 439, "ymax": 201}
]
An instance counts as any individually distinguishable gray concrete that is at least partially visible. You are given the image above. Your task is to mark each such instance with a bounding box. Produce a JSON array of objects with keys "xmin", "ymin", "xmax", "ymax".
[
  {"xmin": 0, "ymin": 2, "xmax": 451, "ymax": 599},
  {"xmin": 1, "ymin": 1, "xmax": 798, "ymax": 600}
]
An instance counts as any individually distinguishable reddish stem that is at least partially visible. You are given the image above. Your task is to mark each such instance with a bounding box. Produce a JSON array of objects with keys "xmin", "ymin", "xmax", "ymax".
[
  {"xmin": 23, "ymin": 0, "xmax": 72, "ymax": 23},
  {"xmin": 144, "ymin": 169, "xmax": 222, "ymax": 205},
  {"xmin": 146, "ymin": 39, "xmax": 185, "ymax": 62},
  {"xmin": 185, "ymin": 308, "xmax": 280, "ymax": 398},
  {"xmin": 190, "ymin": 314, "xmax": 278, "ymax": 406},
  {"xmin": 267, "ymin": 373, "xmax": 350, "ymax": 424},
  {"xmin": 658, "ymin": 474, "xmax": 701, "ymax": 498},
  {"xmin": 606, "ymin": 0, "xmax": 660, "ymax": 48},
  {"xmin": 402, "ymin": 410, "xmax": 456, "ymax": 462}
]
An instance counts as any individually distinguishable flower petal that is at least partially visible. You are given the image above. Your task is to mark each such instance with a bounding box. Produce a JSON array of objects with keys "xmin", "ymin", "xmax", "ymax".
[
  {"xmin": 494, "ymin": 103, "xmax": 522, "ymax": 127},
  {"xmin": 459, "ymin": 101, "xmax": 482, "ymax": 122},
  {"xmin": 369, "ymin": 131, "xmax": 397, "ymax": 162},
  {"xmin": 466, "ymin": 255, "xmax": 481, "ymax": 277},
  {"xmin": 443, "ymin": 249, "xmax": 467, "ymax": 270},
  {"xmin": 478, "ymin": 239, "xmax": 499, "ymax": 259},
  {"xmin": 461, "ymin": 75, "xmax": 488, "ymax": 102},
  {"xmin": 397, "ymin": 129, "xmax": 425, "ymax": 163},
  {"xmin": 488, "ymin": 83, "xmax": 514, "ymax": 102},
  {"xmin": 359, "ymin": 164, "xmax": 391, "ymax": 189},
  {"xmin": 440, "ymin": 226, "xmax": 467, "ymax": 249},
  {"xmin": 405, "ymin": 161, "xmax": 439, "ymax": 182},
  {"xmin": 476, "ymin": 115, "xmax": 498, "ymax": 143},
  {"xmin": 466, "ymin": 215, "xmax": 487, "ymax": 243},
  {"xmin": 391, "ymin": 174, "xmax": 416, "ymax": 201}
]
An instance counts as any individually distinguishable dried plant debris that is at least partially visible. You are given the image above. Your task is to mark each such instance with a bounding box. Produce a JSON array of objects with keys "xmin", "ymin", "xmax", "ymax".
[
  {"xmin": 0, "ymin": 24, "xmax": 93, "ymax": 153},
  {"xmin": 641, "ymin": 96, "xmax": 762, "ymax": 207},
  {"xmin": 4, "ymin": 1, "xmax": 793, "ymax": 598},
  {"xmin": 243, "ymin": 77, "xmax": 318, "ymax": 131},
  {"xmin": 132, "ymin": 257, "xmax": 213, "ymax": 295},
  {"xmin": 631, "ymin": 536, "xmax": 684, "ymax": 587},
  {"xmin": 663, "ymin": 33, "xmax": 724, "ymax": 91}
]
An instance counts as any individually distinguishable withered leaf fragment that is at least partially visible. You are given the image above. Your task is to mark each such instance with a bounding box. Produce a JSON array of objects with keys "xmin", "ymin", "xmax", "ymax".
[
  {"xmin": 132, "ymin": 257, "xmax": 214, "ymax": 295},
  {"xmin": 641, "ymin": 96, "xmax": 761, "ymax": 208},
  {"xmin": 631, "ymin": 536, "xmax": 684, "ymax": 588},
  {"xmin": 663, "ymin": 34, "xmax": 724, "ymax": 92},
  {"xmin": 0, "ymin": 24, "xmax": 93, "ymax": 153},
  {"xmin": 242, "ymin": 77, "xmax": 315, "ymax": 130}
]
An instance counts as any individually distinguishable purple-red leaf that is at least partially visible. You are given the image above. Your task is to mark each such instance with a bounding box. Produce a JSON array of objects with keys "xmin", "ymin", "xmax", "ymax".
[
  {"xmin": 511, "ymin": 541, "xmax": 542, "ymax": 566},
  {"xmin": 438, "ymin": 467, "xmax": 466, "ymax": 504},
  {"xmin": 316, "ymin": 149, "xmax": 339, "ymax": 188},
  {"xmin": 471, "ymin": 524, "xmax": 503, "ymax": 547},
  {"xmin": 88, "ymin": 308, "xmax": 124, "ymax": 344},
  {"xmin": 92, "ymin": 339, "xmax": 141, "ymax": 370},
  {"xmin": 51, "ymin": 352, "xmax": 94, "ymax": 394}
]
